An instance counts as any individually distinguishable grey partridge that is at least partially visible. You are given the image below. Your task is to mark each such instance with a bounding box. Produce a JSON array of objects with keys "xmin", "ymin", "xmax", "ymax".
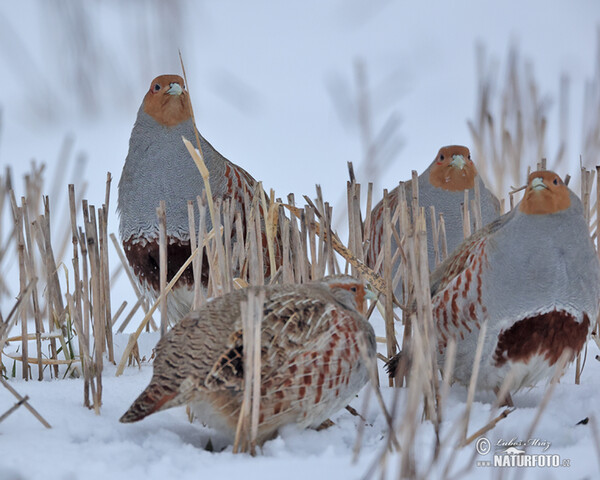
[
  {"xmin": 118, "ymin": 74, "xmax": 280, "ymax": 323},
  {"xmin": 120, "ymin": 275, "xmax": 376, "ymax": 445},
  {"xmin": 390, "ymin": 171, "xmax": 600, "ymax": 393},
  {"xmin": 366, "ymin": 145, "xmax": 500, "ymax": 298}
]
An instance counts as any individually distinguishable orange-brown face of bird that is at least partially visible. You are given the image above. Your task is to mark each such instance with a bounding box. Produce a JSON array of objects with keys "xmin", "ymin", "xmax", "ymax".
[
  {"xmin": 428, "ymin": 145, "xmax": 477, "ymax": 191},
  {"xmin": 143, "ymin": 74, "xmax": 192, "ymax": 127},
  {"xmin": 328, "ymin": 280, "xmax": 368, "ymax": 313},
  {"xmin": 519, "ymin": 170, "xmax": 571, "ymax": 215}
]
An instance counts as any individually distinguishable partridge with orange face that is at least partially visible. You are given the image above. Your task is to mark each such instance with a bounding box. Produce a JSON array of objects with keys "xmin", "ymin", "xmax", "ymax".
[
  {"xmin": 118, "ymin": 75, "xmax": 280, "ymax": 323},
  {"xmin": 397, "ymin": 171, "xmax": 600, "ymax": 392},
  {"xmin": 120, "ymin": 275, "xmax": 376, "ymax": 445},
  {"xmin": 366, "ymin": 145, "xmax": 500, "ymax": 296}
]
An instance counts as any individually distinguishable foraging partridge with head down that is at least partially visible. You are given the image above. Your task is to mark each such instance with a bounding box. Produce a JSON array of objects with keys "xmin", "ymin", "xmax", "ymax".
[
  {"xmin": 391, "ymin": 170, "xmax": 600, "ymax": 392},
  {"xmin": 120, "ymin": 275, "xmax": 376, "ymax": 444},
  {"xmin": 366, "ymin": 145, "xmax": 500, "ymax": 297},
  {"xmin": 118, "ymin": 74, "xmax": 280, "ymax": 322}
]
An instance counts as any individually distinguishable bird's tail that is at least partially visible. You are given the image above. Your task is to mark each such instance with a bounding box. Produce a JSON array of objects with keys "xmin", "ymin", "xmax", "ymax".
[{"xmin": 120, "ymin": 383, "xmax": 176, "ymax": 423}]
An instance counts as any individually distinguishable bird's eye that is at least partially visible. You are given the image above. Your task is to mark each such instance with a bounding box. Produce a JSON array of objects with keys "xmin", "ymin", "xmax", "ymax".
[
  {"xmin": 468, "ymin": 155, "xmax": 472, "ymax": 161},
  {"xmin": 153, "ymin": 84, "xmax": 161, "ymax": 92},
  {"xmin": 350, "ymin": 286, "xmax": 357, "ymax": 293},
  {"xmin": 440, "ymin": 155, "xmax": 445, "ymax": 161},
  {"xmin": 553, "ymin": 178, "xmax": 558, "ymax": 185}
]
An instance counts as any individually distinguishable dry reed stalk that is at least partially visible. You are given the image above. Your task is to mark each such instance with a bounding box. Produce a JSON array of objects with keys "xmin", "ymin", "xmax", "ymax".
[
  {"xmin": 251, "ymin": 192, "xmax": 266, "ymax": 286},
  {"xmin": 116, "ymin": 298, "xmax": 142, "ymax": 333},
  {"xmin": 362, "ymin": 182, "xmax": 374, "ymax": 250},
  {"xmin": 157, "ymin": 201, "xmax": 167, "ymax": 337},
  {"xmin": 21, "ymin": 197, "xmax": 43, "ymax": 380},
  {"xmin": 0, "ymin": 377, "xmax": 51, "ymax": 428},
  {"xmin": 283, "ymin": 202, "xmax": 392, "ymax": 300},
  {"xmin": 462, "ymin": 190, "xmax": 471, "ymax": 240},
  {"xmin": 430, "ymin": 206, "xmax": 439, "ymax": 268},
  {"xmin": 66, "ymin": 278, "xmax": 94, "ymax": 410},
  {"xmin": 0, "ymin": 281, "xmax": 35, "ymax": 354},
  {"xmin": 222, "ymin": 200, "xmax": 235, "ymax": 291},
  {"xmin": 97, "ymin": 206, "xmax": 114, "ymax": 363},
  {"xmin": 576, "ymin": 167, "xmax": 595, "ymax": 383},
  {"xmin": 13, "ymin": 198, "xmax": 29, "ymax": 379},
  {"xmin": 287, "ymin": 195, "xmax": 306, "ymax": 283},
  {"xmin": 115, "ymin": 244, "xmax": 202, "ymax": 376},
  {"xmin": 356, "ymin": 333, "xmax": 399, "ymax": 452},
  {"xmin": 305, "ymin": 205, "xmax": 318, "ymax": 279},
  {"xmin": 197, "ymin": 197, "xmax": 209, "ymax": 301},
  {"xmin": 472, "ymin": 177, "xmax": 483, "ymax": 231},
  {"xmin": 0, "ymin": 394, "xmax": 29, "ymax": 424},
  {"xmin": 232, "ymin": 211, "xmax": 247, "ymax": 286},
  {"xmin": 437, "ymin": 339, "xmax": 456, "ymax": 428},
  {"xmin": 351, "ymin": 383, "xmax": 373, "ymax": 463},
  {"xmin": 110, "ymin": 301, "xmax": 127, "ymax": 327},
  {"xmin": 109, "ymin": 233, "xmax": 158, "ymax": 332},
  {"xmin": 83, "ymin": 203, "xmax": 104, "ymax": 412},
  {"xmin": 417, "ymin": 212, "xmax": 441, "ymax": 432},
  {"xmin": 258, "ymin": 188, "xmax": 280, "ymax": 280},
  {"xmin": 78, "ymin": 226, "xmax": 92, "ymax": 406},
  {"xmin": 323, "ymin": 203, "xmax": 339, "ymax": 275},
  {"xmin": 6, "ymin": 332, "xmax": 65, "ymax": 342},
  {"xmin": 397, "ymin": 316, "xmax": 428, "ymax": 479},
  {"xmin": 279, "ymin": 210, "xmax": 293, "ymax": 284},
  {"xmin": 213, "ymin": 199, "xmax": 230, "ymax": 293},
  {"xmin": 460, "ymin": 320, "xmax": 488, "ymax": 445},
  {"xmin": 463, "ymin": 408, "xmax": 513, "ymax": 447},
  {"xmin": 410, "ymin": 210, "xmax": 438, "ymax": 422},
  {"xmin": 382, "ymin": 191, "xmax": 395, "ymax": 387},
  {"xmin": 4, "ymin": 354, "xmax": 75, "ymax": 366},
  {"xmin": 345, "ymin": 181, "xmax": 356, "ymax": 273},
  {"xmin": 56, "ymin": 180, "xmax": 88, "ymax": 266},
  {"xmin": 100, "ymin": 174, "xmax": 114, "ymax": 362},
  {"xmin": 33, "ymin": 200, "xmax": 71, "ymax": 376},
  {"xmin": 299, "ymin": 209, "xmax": 312, "ymax": 280},
  {"xmin": 232, "ymin": 289, "xmax": 264, "ymax": 455},
  {"xmin": 187, "ymin": 200, "xmax": 205, "ymax": 309},
  {"xmin": 179, "ymin": 52, "xmax": 217, "ymax": 232},
  {"xmin": 438, "ymin": 214, "xmax": 448, "ymax": 261}
]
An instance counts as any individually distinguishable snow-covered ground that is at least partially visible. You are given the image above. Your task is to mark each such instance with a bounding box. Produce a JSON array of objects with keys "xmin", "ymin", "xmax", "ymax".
[
  {"xmin": 2, "ymin": 317, "xmax": 600, "ymax": 479},
  {"xmin": 2, "ymin": 1, "xmax": 600, "ymax": 479}
]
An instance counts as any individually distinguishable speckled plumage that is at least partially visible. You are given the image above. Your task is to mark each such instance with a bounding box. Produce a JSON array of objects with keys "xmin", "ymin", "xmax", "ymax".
[
  {"xmin": 399, "ymin": 170, "xmax": 600, "ymax": 392},
  {"xmin": 366, "ymin": 146, "xmax": 500, "ymax": 298},
  {"xmin": 118, "ymin": 75, "xmax": 280, "ymax": 322},
  {"xmin": 120, "ymin": 276, "xmax": 376, "ymax": 444}
]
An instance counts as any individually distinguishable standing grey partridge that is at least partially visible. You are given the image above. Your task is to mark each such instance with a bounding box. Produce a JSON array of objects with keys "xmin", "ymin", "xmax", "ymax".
[
  {"xmin": 366, "ymin": 145, "xmax": 500, "ymax": 297},
  {"xmin": 118, "ymin": 74, "xmax": 280, "ymax": 322},
  {"xmin": 120, "ymin": 275, "xmax": 376, "ymax": 445},
  {"xmin": 389, "ymin": 170, "xmax": 600, "ymax": 393}
]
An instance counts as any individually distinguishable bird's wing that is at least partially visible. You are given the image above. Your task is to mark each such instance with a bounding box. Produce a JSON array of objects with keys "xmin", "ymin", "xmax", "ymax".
[
  {"xmin": 204, "ymin": 288, "xmax": 366, "ymax": 394},
  {"xmin": 204, "ymin": 289, "xmax": 336, "ymax": 391},
  {"xmin": 431, "ymin": 231, "xmax": 490, "ymax": 350},
  {"xmin": 366, "ymin": 181, "xmax": 410, "ymax": 267},
  {"xmin": 430, "ymin": 214, "xmax": 506, "ymax": 298}
]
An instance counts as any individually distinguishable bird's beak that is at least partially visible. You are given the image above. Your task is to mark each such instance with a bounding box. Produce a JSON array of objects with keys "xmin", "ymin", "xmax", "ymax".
[
  {"xmin": 450, "ymin": 154, "xmax": 466, "ymax": 169},
  {"xmin": 531, "ymin": 177, "xmax": 548, "ymax": 191},
  {"xmin": 365, "ymin": 287, "xmax": 378, "ymax": 301},
  {"xmin": 167, "ymin": 83, "xmax": 183, "ymax": 96}
]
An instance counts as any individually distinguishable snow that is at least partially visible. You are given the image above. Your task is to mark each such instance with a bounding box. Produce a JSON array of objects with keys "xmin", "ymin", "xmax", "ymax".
[
  {"xmin": 2, "ymin": 324, "xmax": 600, "ymax": 479},
  {"xmin": 1, "ymin": 1, "xmax": 600, "ymax": 479}
]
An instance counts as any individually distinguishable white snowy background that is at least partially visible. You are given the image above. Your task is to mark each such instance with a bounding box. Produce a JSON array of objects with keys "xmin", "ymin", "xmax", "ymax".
[{"xmin": 1, "ymin": 1, "xmax": 600, "ymax": 479}]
